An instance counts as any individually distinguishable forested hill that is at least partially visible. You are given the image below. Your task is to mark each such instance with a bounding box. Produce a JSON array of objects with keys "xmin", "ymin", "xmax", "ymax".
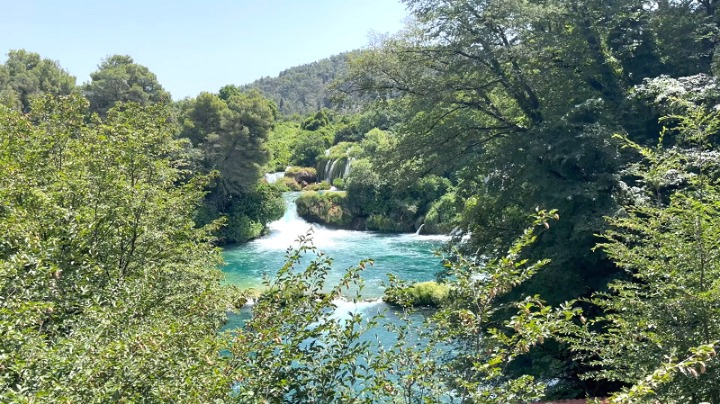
[{"xmin": 240, "ymin": 51, "xmax": 364, "ymax": 116}]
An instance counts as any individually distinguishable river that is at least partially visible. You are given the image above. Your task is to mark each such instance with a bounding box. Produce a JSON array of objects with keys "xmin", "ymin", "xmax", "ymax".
[{"xmin": 221, "ymin": 191, "xmax": 448, "ymax": 329}]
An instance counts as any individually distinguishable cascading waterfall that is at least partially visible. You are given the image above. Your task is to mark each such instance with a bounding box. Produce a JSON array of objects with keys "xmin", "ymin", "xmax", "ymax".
[
  {"xmin": 343, "ymin": 157, "xmax": 353, "ymax": 178},
  {"xmin": 324, "ymin": 159, "xmax": 333, "ymax": 182},
  {"xmin": 327, "ymin": 159, "xmax": 339, "ymax": 182},
  {"xmin": 264, "ymin": 171, "xmax": 286, "ymax": 184},
  {"xmin": 317, "ymin": 156, "xmax": 353, "ymax": 183}
]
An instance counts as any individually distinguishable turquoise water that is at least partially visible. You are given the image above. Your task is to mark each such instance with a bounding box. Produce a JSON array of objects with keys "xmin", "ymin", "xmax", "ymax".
[
  {"xmin": 222, "ymin": 192, "xmax": 448, "ymax": 300},
  {"xmin": 221, "ymin": 193, "xmax": 448, "ymax": 395}
]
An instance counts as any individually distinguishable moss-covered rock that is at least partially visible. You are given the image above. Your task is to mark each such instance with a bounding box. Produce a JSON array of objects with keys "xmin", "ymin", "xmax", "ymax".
[
  {"xmin": 281, "ymin": 176, "xmax": 302, "ymax": 191},
  {"xmin": 285, "ymin": 166, "xmax": 317, "ymax": 184},
  {"xmin": 384, "ymin": 281, "xmax": 450, "ymax": 308},
  {"xmin": 305, "ymin": 181, "xmax": 332, "ymax": 191},
  {"xmin": 295, "ymin": 191, "xmax": 354, "ymax": 227}
]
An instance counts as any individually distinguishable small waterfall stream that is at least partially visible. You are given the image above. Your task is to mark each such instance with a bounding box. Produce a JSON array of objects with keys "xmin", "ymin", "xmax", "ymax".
[{"xmin": 317, "ymin": 157, "xmax": 354, "ymax": 183}]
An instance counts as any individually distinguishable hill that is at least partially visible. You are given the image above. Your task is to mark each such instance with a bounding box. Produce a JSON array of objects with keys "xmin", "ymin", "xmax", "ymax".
[{"xmin": 240, "ymin": 51, "xmax": 363, "ymax": 116}]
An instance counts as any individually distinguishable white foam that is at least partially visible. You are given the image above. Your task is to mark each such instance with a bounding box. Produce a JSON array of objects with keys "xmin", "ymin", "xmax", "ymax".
[{"xmin": 328, "ymin": 298, "xmax": 386, "ymax": 321}]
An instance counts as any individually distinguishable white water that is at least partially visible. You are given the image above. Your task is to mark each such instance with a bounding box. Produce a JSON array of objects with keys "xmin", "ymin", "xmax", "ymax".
[{"xmin": 264, "ymin": 171, "xmax": 285, "ymax": 184}]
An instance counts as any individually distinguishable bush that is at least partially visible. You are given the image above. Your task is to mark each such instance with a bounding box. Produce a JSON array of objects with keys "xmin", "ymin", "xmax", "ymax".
[
  {"xmin": 332, "ymin": 178, "xmax": 345, "ymax": 189},
  {"xmin": 224, "ymin": 214, "xmax": 264, "ymax": 243},
  {"xmin": 290, "ymin": 133, "xmax": 327, "ymax": 167},
  {"xmin": 423, "ymin": 191, "xmax": 462, "ymax": 234},
  {"xmin": 295, "ymin": 191, "xmax": 352, "ymax": 227},
  {"xmin": 366, "ymin": 214, "xmax": 405, "ymax": 232},
  {"xmin": 384, "ymin": 281, "xmax": 450, "ymax": 308},
  {"xmin": 282, "ymin": 176, "xmax": 302, "ymax": 191},
  {"xmin": 305, "ymin": 181, "xmax": 332, "ymax": 191}
]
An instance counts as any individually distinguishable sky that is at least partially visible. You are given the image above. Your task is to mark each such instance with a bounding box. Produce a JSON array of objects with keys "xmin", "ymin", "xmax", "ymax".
[{"xmin": 1, "ymin": 0, "xmax": 409, "ymax": 99}]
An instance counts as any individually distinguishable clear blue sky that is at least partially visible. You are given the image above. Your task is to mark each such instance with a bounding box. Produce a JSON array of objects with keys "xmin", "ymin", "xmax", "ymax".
[{"xmin": 1, "ymin": 0, "xmax": 409, "ymax": 99}]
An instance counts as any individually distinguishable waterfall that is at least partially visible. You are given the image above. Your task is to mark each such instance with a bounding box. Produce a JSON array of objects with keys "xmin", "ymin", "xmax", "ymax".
[
  {"xmin": 317, "ymin": 157, "xmax": 354, "ymax": 183},
  {"xmin": 415, "ymin": 223, "xmax": 425, "ymax": 235},
  {"xmin": 264, "ymin": 171, "xmax": 285, "ymax": 184},
  {"xmin": 324, "ymin": 159, "xmax": 333, "ymax": 182},
  {"xmin": 343, "ymin": 158, "xmax": 353, "ymax": 179},
  {"xmin": 327, "ymin": 159, "xmax": 339, "ymax": 183}
]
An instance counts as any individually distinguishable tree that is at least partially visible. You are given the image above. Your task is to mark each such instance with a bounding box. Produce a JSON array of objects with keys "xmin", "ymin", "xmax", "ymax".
[
  {"xmin": 84, "ymin": 55, "xmax": 170, "ymax": 116},
  {"xmin": 340, "ymin": 0, "xmax": 639, "ymax": 307},
  {"xmin": 0, "ymin": 49, "xmax": 76, "ymax": 111},
  {"xmin": 337, "ymin": 0, "xmax": 720, "ymax": 397},
  {"xmin": 179, "ymin": 90, "xmax": 283, "ymax": 243},
  {"xmin": 290, "ymin": 131, "xmax": 328, "ymax": 167},
  {"xmin": 0, "ymin": 95, "xmax": 233, "ymax": 401},
  {"xmin": 570, "ymin": 106, "xmax": 720, "ymax": 402}
]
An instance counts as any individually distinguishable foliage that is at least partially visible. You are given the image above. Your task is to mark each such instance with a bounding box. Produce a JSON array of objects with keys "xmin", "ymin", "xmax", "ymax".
[
  {"xmin": 305, "ymin": 181, "xmax": 332, "ymax": 191},
  {"xmin": 301, "ymin": 109, "xmax": 330, "ymax": 131},
  {"xmin": 281, "ymin": 176, "xmax": 303, "ymax": 191},
  {"xmin": 384, "ymin": 281, "xmax": 450, "ymax": 308},
  {"xmin": 84, "ymin": 55, "xmax": 170, "ymax": 116},
  {"xmin": 0, "ymin": 50, "xmax": 77, "ymax": 112},
  {"xmin": 423, "ymin": 191, "xmax": 463, "ymax": 234},
  {"xmin": 222, "ymin": 232, "xmax": 387, "ymax": 402},
  {"xmin": 383, "ymin": 210, "xmax": 569, "ymax": 402},
  {"xmin": 344, "ymin": 159, "xmax": 453, "ymax": 233},
  {"xmin": 290, "ymin": 131, "xmax": 329, "ymax": 167},
  {"xmin": 295, "ymin": 191, "xmax": 352, "ymax": 227},
  {"xmin": 179, "ymin": 90, "xmax": 282, "ymax": 243},
  {"xmin": 240, "ymin": 52, "xmax": 367, "ymax": 116},
  {"xmin": 0, "ymin": 95, "xmax": 233, "ymax": 401},
  {"xmin": 340, "ymin": 0, "xmax": 720, "ymax": 308},
  {"xmin": 568, "ymin": 107, "xmax": 720, "ymax": 402},
  {"xmin": 266, "ymin": 120, "xmax": 299, "ymax": 171},
  {"xmin": 344, "ymin": 158, "xmax": 387, "ymax": 216},
  {"xmin": 365, "ymin": 214, "xmax": 412, "ymax": 233}
]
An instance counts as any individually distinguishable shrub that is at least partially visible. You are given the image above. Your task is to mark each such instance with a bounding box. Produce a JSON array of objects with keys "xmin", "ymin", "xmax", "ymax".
[
  {"xmin": 384, "ymin": 281, "xmax": 450, "ymax": 308},
  {"xmin": 282, "ymin": 176, "xmax": 302, "ymax": 191},
  {"xmin": 305, "ymin": 181, "xmax": 332, "ymax": 191},
  {"xmin": 295, "ymin": 191, "xmax": 351, "ymax": 226}
]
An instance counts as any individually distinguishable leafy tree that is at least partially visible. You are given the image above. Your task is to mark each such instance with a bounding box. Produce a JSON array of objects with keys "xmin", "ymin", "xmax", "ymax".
[
  {"xmin": 265, "ymin": 120, "xmax": 301, "ymax": 171},
  {"xmin": 179, "ymin": 91, "xmax": 227, "ymax": 146},
  {"xmin": 290, "ymin": 131, "xmax": 328, "ymax": 167},
  {"xmin": 340, "ymin": 0, "xmax": 720, "ymax": 307},
  {"xmin": 301, "ymin": 109, "xmax": 330, "ymax": 130},
  {"xmin": 570, "ymin": 106, "xmax": 720, "ymax": 402},
  {"xmin": 0, "ymin": 49, "xmax": 76, "ymax": 111},
  {"xmin": 84, "ymin": 55, "xmax": 170, "ymax": 116},
  {"xmin": 336, "ymin": 0, "xmax": 720, "ymax": 397},
  {"xmin": 218, "ymin": 83, "xmax": 242, "ymax": 101},
  {"xmin": 0, "ymin": 95, "xmax": 233, "ymax": 401},
  {"xmin": 179, "ymin": 90, "xmax": 283, "ymax": 243}
]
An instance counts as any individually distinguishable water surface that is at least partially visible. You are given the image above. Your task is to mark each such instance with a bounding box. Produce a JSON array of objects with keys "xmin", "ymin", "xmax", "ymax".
[{"xmin": 222, "ymin": 192, "xmax": 447, "ymax": 300}]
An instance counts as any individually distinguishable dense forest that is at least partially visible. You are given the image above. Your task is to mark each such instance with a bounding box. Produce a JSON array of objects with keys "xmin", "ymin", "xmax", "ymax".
[
  {"xmin": 239, "ymin": 52, "xmax": 361, "ymax": 116},
  {"xmin": 3, "ymin": 0, "xmax": 720, "ymax": 402}
]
